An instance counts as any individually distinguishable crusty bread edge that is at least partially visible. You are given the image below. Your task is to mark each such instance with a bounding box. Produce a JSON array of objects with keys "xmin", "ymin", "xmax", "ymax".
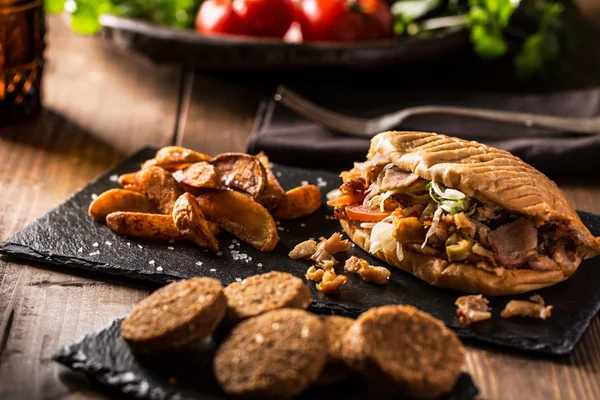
[{"xmin": 340, "ymin": 219, "xmax": 572, "ymax": 296}]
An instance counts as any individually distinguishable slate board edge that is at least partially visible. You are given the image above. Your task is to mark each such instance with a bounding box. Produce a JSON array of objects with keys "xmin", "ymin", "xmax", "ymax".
[
  {"xmin": 1, "ymin": 239, "xmax": 588, "ymax": 356},
  {"xmin": 52, "ymin": 318, "xmax": 480, "ymax": 400},
  {"xmin": 53, "ymin": 319, "xmax": 182, "ymax": 400}
]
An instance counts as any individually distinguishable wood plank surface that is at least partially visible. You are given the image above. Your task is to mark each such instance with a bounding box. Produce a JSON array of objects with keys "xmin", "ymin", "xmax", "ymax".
[{"xmin": 0, "ymin": 15, "xmax": 181, "ymax": 399}]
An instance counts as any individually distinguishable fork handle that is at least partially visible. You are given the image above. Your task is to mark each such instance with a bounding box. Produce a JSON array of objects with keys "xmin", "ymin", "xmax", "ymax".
[{"xmin": 393, "ymin": 105, "xmax": 600, "ymax": 134}]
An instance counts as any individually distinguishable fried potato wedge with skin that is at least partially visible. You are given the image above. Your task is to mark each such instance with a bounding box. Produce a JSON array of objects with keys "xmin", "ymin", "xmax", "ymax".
[
  {"xmin": 177, "ymin": 162, "xmax": 221, "ymax": 195},
  {"xmin": 106, "ymin": 212, "xmax": 183, "ymax": 240},
  {"xmin": 88, "ymin": 189, "xmax": 158, "ymax": 222},
  {"xmin": 141, "ymin": 145, "xmax": 210, "ymax": 172},
  {"xmin": 272, "ymin": 185, "xmax": 322, "ymax": 219},
  {"xmin": 173, "ymin": 193, "xmax": 219, "ymax": 251},
  {"xmin": 142, "ymin": 159, "xmax": 195, "ymax": 172},
  {"xmin": 135, "ymin": 166, "xmax": 183, "ymax": 214},
  {"xmin": 255, "ymin": 152, "xmax": 286, "ymax": 211},
  {"xmin": 196, "ymin": 190, "xmax": 278, "ymax": 252},
  {"xmin": 210, "ymin": 153, "xmax": 267, "ymax": 200},
  {"xmin": 117, "ymin": 173, "xmax": 136, "ymax": 187}
]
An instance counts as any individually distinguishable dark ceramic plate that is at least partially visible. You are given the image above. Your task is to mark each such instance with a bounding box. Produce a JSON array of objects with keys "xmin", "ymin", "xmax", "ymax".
[
  {"xmin": 53, "ymin": 318, "xmax": 479, "ymax": 400},
  {"xmin": 98, "ymin": 14, "xmax": 468, "ymax": 70},
  {"xmin": 2, "ymin": 148, "xmax": 600, "ymax": 355}
]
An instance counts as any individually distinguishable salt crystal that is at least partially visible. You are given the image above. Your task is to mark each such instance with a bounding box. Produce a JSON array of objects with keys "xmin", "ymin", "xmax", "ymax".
[
  {"xmin": 127, "ymin": 242, "xmax": 131, "ymax": 246},
  {"xmin": 77, "ymin": 247, "xmax": 83, "ymax": 253},
  {"xmin": 229, "ymin": 244, "xmax": 234, "ymax": 249},
  {"xmin": 156, "ymin": 266, "xmax": 163, "ymax": 272},
  {"xmin": 277, "ymin": 227, "xmax": 284, "ymax": 231},
  {"xmin": 255, "ymin": 333, "xmax": 264, "ymax": 343},
  {"xmin": 275, "ymin": 171, "xmax": 282, "ymax": 177},
  {"xmin": 91, "ymin": 194, "xmax": 98, "ymax": 200},
  {"xmin": 301, "ymin": 180, "xmax": 308, "ymax": 186},
  {"xmin": 138, "ymin": 244, "xmax": 143, "ymax": 249},
  {"xmin": 109, "ymin": 174, "xmax": 119, "ymax": 182},
  {"xmin": 301, "ymin": 326, "xmax": 310, "ymax": 338},
  {"xmin": 172, "ymin": 170, "xmax": 185, "ymax": 182},
  {"xmin": 89, "ymin": 251, "xmax": 100, "ymax": 256},
  {"xmin": 196, "ymin": 261, "xmax": 203, "ymax": 266},
  {"xmin": 210, "ymin": 268, "xmax": 216, "ymax": 272},
  {"xmin": 168, "ymin": 246, "xmax": 174, "ymax": 250},
  {"xmin": 92, "ymin": 242, "xmax": 99, "ymax": 247},
  {"xmin": 105, "ymin": 241, "xmax": 112, "ymax": 246},
  {"xmin": 257, "ymin": 263, "xmax": 263, "ymax": 268},
  {"xmin": 272, "ymin": 322, "xmax": 281, "ymax": 330},
  {"xmin": 235, "ymin": 278, "xmax": 242, "ymax": 282},
  {"xmin": 232, "ymin": 239, "xmax": 238, "ymax": 244},
  {"xmin": 149, "ymin": 260, "xmax": 155, "ymax": 265},
  {"xmin": 217, "ymin": 251, "xmax": 223, "ymax": 256}
]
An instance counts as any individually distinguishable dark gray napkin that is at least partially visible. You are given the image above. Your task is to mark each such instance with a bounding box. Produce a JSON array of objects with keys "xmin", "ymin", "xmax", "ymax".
[{"xmin": 246, "ymin": 87, "xmax": 600, "ymax": 175}]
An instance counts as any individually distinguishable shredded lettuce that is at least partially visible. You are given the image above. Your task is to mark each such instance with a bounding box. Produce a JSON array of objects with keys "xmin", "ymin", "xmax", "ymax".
[
  {"xmin": 428, "ymin": 181, "xmax": 476, "ymax": 215},
  {"xmin": 396, "ymin": 242, "xmax": 405, "ymax": 261},
  {"xmin": 422, "ymin": 206, "xmax": 443, "ymax": 248},
  {"xmin": 369, "ymin": 221, "xmax": 397, "ymax": 254}
]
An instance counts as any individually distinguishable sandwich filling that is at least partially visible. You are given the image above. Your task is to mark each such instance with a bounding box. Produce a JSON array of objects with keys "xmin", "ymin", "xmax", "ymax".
[{"xmin": 328, "ymin": 156, "xmax": 581, "ymax": 273}]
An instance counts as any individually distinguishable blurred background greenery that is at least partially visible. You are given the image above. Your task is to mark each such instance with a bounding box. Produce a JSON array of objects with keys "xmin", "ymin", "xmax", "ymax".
[{"xmin": 44, "ymin": 0, "xmax": 587, "ymax": 79}]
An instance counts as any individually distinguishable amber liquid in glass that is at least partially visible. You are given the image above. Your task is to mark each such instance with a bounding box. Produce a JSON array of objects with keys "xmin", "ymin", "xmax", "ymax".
[{"xmin": 0, "ymin": 0, "xmax": 45, "ymax": 126}]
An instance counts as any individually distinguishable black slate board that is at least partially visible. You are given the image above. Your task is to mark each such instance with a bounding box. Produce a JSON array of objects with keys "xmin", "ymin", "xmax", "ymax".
[
  {"xmin": 53, "ymin": 318, "xmax": 479, "ymax": 400},
  {"xmin": 2, "ymin": 147, "xmax": 600, "ymax": 355}
]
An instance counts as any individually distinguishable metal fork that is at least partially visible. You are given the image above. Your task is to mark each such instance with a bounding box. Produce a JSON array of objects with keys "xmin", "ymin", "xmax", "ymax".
[{"xmin": 274, "ymin": 85, "xmax": 600, "ymax": 137}]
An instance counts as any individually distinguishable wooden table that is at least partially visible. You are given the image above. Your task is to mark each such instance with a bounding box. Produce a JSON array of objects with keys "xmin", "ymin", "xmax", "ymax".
[{"xmin": 1, "ymin": 15, "xmax": 600, "ymax": 400}]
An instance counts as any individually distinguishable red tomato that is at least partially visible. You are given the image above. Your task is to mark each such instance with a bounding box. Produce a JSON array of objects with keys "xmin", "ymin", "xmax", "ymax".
[
  {"xmin": 295, "ymin": 0, "xmax": 365, "ymax": 42},
  {"xmin": 233, "ymin": 0, "xmax": 296, "ymax": 38},
  {"xmin": 345, "ymin": 205, "xmax": 391, "ymax": 222},
  {"xmin": 195, "ymin": 0, "xmax": 245, "ymax": 36},
  {"xmin": 295, "ymin": 0, "xmax": 392, "ymax": 42},
  {"xmin": 359, "ymin": 0, "xmax": 393, "ymax": 40}
]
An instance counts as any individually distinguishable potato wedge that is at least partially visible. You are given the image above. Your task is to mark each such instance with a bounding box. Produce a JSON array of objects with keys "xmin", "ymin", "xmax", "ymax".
[
  {"xmin": 106, "ymin": 212, "xmax": 183, "ymax": 240},
  {"xmin": 140, "ymin": 146, "xmax": 210, "ymax": 172},
  {"xmin": 196, "ymin": 190, "xmax": 278, "ymax": 252},
  {"xmin": 272, "ymin": 185, "xmax": 322, "ymax": 219},
  {"xmin": 176, "ymin": 162, "xmax": 221, "ymax": 195},
  {"xmin": 156, "ymin": 146, "xmax": 211, "ymax": 164},
  {"xmin": 117, "ymin": 173, "xmax": 136, "ymax": 187},
  {"xmin": 172, "ymin": 193, "xmax": 219, "ymax": 251},
  {"xmin": 135, "ymin": 166, "xmax": 183, "ymax": 214},
  {"xmin": 210, "ymin": 153, "xmax": 267, "ymax": 199},
  {"xmin": 255, "ymin": 152, "xmax": 286, "ymax": 211},
  {"xmin": 88, "ymin": 189, "xmax": 158, "ymax": 222}
]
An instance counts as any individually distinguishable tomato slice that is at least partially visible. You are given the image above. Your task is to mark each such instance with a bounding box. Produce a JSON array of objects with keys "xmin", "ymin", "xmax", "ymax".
[{"xmin": 345, "ymin": 204, "xmax": 391, "ymax": 222}]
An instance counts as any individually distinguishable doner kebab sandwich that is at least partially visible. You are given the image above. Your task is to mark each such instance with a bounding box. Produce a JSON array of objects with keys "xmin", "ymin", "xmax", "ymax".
[{"xmin": 327, "ymin": 131, "xmax": 600, "ymax": 296}]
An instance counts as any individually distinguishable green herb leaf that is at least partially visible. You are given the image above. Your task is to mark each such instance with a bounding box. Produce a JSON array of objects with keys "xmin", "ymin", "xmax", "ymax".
[
  {"xmin": 45, "ymin": 0, "xmax": 67, "ymax": 14},
  {"xmin": 467, "ymin": 0, "xmax": 519, "ymax": 59},
  {"xmin": 514, "ymin": 2, "xmax": 564, "ymax": 78}
]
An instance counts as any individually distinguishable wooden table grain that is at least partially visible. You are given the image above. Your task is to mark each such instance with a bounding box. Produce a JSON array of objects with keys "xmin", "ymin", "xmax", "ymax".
[{"xmin": 1, "ymin": 15, "xmax": 600, "ymax": 400}]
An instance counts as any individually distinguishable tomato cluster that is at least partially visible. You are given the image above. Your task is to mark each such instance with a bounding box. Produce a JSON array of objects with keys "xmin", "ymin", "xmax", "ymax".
[{"xmin": 195, "ymin": 0, "xmax": 393, "ymax": 42}]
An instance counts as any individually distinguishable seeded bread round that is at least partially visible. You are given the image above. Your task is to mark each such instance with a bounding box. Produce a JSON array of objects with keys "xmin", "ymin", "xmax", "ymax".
[
  {"xmin": 316, "ymin": 315, "xmax": 355, "ymax": 386},
  {"xmin": 120, "ymin": 277, "xmax": 226, "ymax": 352},
  {"xmin": 340, "ymin": 305, "xmax": 465, "ymax": 399},
  {"xmin": 214, "ymin": 309, "xmax": 327, "ymax": 399},
  {"xmin": 224, "ymin": 271, "xmax": 313, "ymax": 321}
]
